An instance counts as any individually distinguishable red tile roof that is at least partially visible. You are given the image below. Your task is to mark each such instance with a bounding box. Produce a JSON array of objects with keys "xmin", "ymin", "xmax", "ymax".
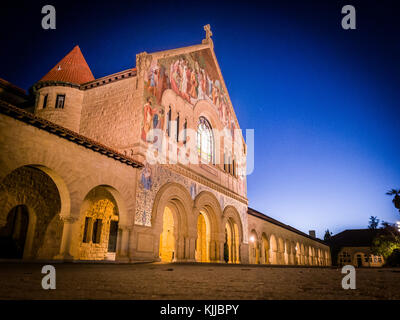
[
  {"xmin": 39, "ymin": 45, "xmax": 95, "ymax": 85},
  {"xmin": 248, "ymin": 207, "xmax": 328, "ymax": 245}
]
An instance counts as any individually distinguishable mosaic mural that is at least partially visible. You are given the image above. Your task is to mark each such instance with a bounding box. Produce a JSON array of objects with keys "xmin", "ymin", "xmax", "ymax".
[{"xmin": 141, "ymin": 48, "xmax": 237, "ymax": 143}]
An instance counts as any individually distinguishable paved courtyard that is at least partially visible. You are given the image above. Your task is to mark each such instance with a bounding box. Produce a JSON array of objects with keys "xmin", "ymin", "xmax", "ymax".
[{"xmin": 0, "ymin": 262, "xmax": 399, "ymax": 300}]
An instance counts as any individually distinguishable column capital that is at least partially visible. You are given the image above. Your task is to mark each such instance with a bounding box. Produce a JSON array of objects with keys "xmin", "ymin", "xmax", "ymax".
[
  {"xmin": 120, "ymin": 225, "xmax": 132, "ymax": 231},
  {"xmin": 60, "ymin": 215, "xmax": 78, "ymax": 223}
]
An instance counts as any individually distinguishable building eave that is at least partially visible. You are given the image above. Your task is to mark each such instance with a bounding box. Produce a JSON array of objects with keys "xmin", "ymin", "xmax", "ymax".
[{"xmin": 0, "ymin": 100, "xmax": 143, "ymax": 169}]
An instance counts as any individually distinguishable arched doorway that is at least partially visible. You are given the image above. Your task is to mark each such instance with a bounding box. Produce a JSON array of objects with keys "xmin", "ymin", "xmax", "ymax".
[
  {"xmin": 0, "ymin": 205, "xmax": 29, "ymax": 259},
  {"xmin": 196, "ymin": 211, "xmax": 210, "ymax": 262},
  {"xmin": 261, "ymin": 233, "xmax": 270, "ymax": 264},
  {"xmin": 0, "ymin": 165, "xmax": 63, "ymax": 260},
  {"xmin": 284, "ymin": 240, "xmax": 290, "ymax": 265},
  {"xmin": 159, "ymin": 206, "xmax": 176, "ymax": 262},
  {"xmin": 79, "ymin": 187, "xmax": 120, "ymax": 261},
  {"xmin": 269, "ymin": 234, "xmax": 278, "ymax": 264},
  {"xmin": 224, "ymin": 218, "xmax": 239, "ymax": 263},
  {"xmin": 152, "ymin": 182, "xmax": 192, "ymax": 262},
  {"xmin": 295, "ymin": 242, "xmax": 300, "ymax": 265},
  {"xmin": 249, "ymin": 230, "xmax": 259, "ymax": 264}
]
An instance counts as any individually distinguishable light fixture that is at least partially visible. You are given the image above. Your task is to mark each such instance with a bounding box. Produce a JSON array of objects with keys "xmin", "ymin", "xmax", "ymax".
[
  {"xmin": 396, "ymin": 221, "xmax": 400, "ymax": 232},
  {"xmin": 250, "ymin": 235, "xmax": 255, "ymax": 243}
]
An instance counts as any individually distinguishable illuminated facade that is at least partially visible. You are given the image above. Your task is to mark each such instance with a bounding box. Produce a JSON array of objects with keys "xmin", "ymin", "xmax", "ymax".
[{"xmin": 0, "ymin": 26, "xmax": 330, "ymax": 265}]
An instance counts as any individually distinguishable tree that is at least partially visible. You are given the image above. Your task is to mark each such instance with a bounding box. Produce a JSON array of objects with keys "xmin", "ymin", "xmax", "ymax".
[
  {"xmin": 324, "ymin": 229, "xmax": 332, "ymax": 241},
  {"xmin": 371, "ymin": 223, "xmax": 400, "ymax": 265},
  {"xmin": 386, "ymin": 189, "xmax": 400, "ymax": 213},
  {"xmin": 368, "ymin": 216, "xmax": 380, "ymax": 230}
]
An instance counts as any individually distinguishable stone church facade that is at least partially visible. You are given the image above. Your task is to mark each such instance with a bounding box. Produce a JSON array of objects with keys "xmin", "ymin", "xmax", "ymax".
[{"xmin": 0, "ymin": 27, "xmax": 330, "ymax": 265}]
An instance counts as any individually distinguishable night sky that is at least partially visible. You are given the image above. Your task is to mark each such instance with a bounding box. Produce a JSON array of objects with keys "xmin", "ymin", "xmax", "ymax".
[{"xmin": 1, "ymin": 0, "xmax": 399, "ymax": 238}]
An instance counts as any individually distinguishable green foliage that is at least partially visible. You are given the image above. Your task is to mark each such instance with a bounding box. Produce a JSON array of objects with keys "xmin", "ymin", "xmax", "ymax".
[{"xmin": 371, "ymin": 223, "xmax": 400, "ymax": 261}]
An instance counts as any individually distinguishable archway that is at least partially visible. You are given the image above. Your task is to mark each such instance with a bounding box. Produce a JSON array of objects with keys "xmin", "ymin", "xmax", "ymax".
[
  {"xmin": 261, "ymin": 233, "xmax": 270, "ymax": 264},
  {"xmin": 152, "ymin": 183, "xmax": 192, "ymax": 262},
  {"xmin": 278, "ymin": 237, "xmax": 285, "ymax": 264},
  {"xmin": 284, "ymin": 240, "xmax": 290, "ymax": 265},
  {"xmin": 295, "ymin": 242, "xmax": 301, "ymax": 265},
  {"xmin": 159, "ymin": 206, "xmax": 176, "ymax": 262},
  {"xmin": 249, "ymin": 230, "xmax": 259, "ymax": 264},
  {"xmin": 269, "ymin": 234, "xmax": 278, "ymax": 264},
  {"xmin": 78, "ymin": 186, "xmax": 120, "ymax": 261},
  {"xmin": 224, "ymin": 218, "xmax": 240, "ymax": 263},
  {"xmin": 222, "ymin": 206, "xmax": 243, "ymax": 264},
  {"xmin": 300, "ymin": 243, "xmax": 305, "ymax": 265},
  {"xmin": 194, "ymin": 191, "xmax": 222, "ymax": 263},
  {"xmin": 0, "ymin": 165, "xmax": 62, "ymax": 259},
  {"xmin": 0, "ymin": 205, "xmax": 29, "ymax": 259},
  {"xmin": 196, "ymin": 211, "xmax": 211, "ymax": 262}
]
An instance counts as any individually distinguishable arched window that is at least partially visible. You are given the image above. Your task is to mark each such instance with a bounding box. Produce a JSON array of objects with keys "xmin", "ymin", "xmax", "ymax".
[
  {"xmin": 197, "ymin": 116, "xmax": 214, "ymax": 163},
  {"xmin": 183, "ymin": 119, "xmax": 187, "ymax": 145},
  {"xmin": 167, "ymin": 106, "xmax": 171, "ymax": 137}
]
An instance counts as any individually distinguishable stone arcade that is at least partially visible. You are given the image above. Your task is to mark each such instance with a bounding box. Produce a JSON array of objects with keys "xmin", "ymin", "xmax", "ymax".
[{"xmin": 0, "ymin": 26, "xmax": 330, "ymax": 266}]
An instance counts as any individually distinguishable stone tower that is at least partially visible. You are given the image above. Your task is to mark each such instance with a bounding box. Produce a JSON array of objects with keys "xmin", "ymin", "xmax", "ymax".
[{"xmin": 32, "ymin": 45, "xmax": 94, "ymax": 132}]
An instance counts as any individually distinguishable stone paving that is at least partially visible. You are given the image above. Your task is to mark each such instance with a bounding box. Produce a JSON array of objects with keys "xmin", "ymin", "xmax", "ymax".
[{"xmin": 0, "ymin": 262, "xmax": 399, "ymax": 300}]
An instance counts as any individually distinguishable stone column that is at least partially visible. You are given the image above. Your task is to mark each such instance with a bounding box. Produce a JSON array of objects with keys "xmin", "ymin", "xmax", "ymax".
[
  {"xmin": 277, "ymin": 250, "xmax": 284, "ymax": 265},
  {"xmin": 55, "ymin": 216, "xmax": 77, "ymax": 261},
  {"xmin": 189, "ymin": 236, "xmax": 197, "ymax": 261},
  {"xmin": 184, "ymin": 237, "xmax": 190, "ymax": 260},
  {"xmin": 209, "ymin": 240, "xmax": 217, "ymax": 262},
  {"xmin": 219, "ymin": 241, "xmax": 225, "ymax": 263},
  {"xmin": 289, "ymin": 249, "xmax": 295, "ymax": 265},
  {"xmin": 240, "ymin": 243, "xmax": 249, "ymax": 264}
]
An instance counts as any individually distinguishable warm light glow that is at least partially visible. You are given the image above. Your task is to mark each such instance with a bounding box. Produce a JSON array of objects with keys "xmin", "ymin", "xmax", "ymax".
[
  {"xmin": 250, "ymin": 235, "xmax": 255, "ymax": 243},
  {"xmin": 159, "ymin": 207, "xmax": 175, "ymax": 262}
]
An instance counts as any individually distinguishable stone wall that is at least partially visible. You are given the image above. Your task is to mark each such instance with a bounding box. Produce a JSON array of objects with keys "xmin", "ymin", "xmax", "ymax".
[
  {"xmin": 79, "ymin": 76, "xmax": 142, "ymax": 150},
  {"xmin": 0, "ymin": 113, "xmax": 139, "ymax": 260},
  {"xmin": 35, "ymin": 86, "xmax": 84, "ymax": 132}
]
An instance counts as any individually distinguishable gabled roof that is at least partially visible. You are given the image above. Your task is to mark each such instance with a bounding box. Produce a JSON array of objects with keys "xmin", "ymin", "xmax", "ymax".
[
  {"xmin": 328, "ymin": 229, "xmax": 379, "ymax": 247},
  {"xmin": 145, "ymin": 39, "xmax": 244, "ymax": 142},
  {"xmin": 39, "ymin": 45, "xmax": 95, "ymax": 85}
]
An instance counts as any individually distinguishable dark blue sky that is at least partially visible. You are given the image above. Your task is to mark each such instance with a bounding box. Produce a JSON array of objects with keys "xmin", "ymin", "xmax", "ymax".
[{"xmin": 1, "ymin": 0, "xmax": 399, "ymax": 238}]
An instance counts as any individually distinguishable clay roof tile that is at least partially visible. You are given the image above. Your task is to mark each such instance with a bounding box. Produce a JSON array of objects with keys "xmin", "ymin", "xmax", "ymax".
[{"xmin": 39, "ymin": 45, "xmax": 94, "ymax": 85}]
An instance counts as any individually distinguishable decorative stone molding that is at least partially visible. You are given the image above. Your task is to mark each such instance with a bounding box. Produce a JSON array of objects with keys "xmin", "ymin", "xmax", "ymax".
[{"xmin": 59, "ymin": 215, "xmax": 77, "ymax": 224}]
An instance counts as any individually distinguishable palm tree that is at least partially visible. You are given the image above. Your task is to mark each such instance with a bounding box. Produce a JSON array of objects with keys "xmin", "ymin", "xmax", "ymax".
[{"xmin": 386, "ymin": 189, "xmax": 400, "ymax": 213}]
